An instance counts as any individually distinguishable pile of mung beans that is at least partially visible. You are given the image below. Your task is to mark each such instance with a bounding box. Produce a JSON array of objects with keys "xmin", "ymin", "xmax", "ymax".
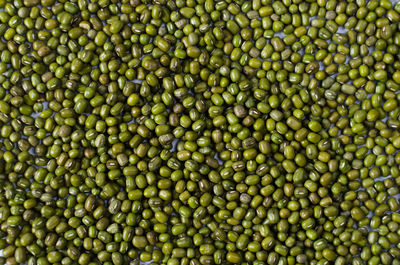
[{"xmin": 0, "ymin": 0, "xmax": 400, "ymax": 264}]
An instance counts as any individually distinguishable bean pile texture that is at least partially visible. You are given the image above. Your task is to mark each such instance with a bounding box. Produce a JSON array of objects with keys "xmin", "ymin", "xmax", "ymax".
[{"xmin": 1, "ymin": 0, "xmax": 400, "ymax": 264}]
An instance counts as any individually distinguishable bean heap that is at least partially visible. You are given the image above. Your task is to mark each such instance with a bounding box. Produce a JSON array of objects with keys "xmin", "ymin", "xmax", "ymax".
[{"xmin": 1, "ymin": 0, "xmax": 400, "ymax": 264}]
